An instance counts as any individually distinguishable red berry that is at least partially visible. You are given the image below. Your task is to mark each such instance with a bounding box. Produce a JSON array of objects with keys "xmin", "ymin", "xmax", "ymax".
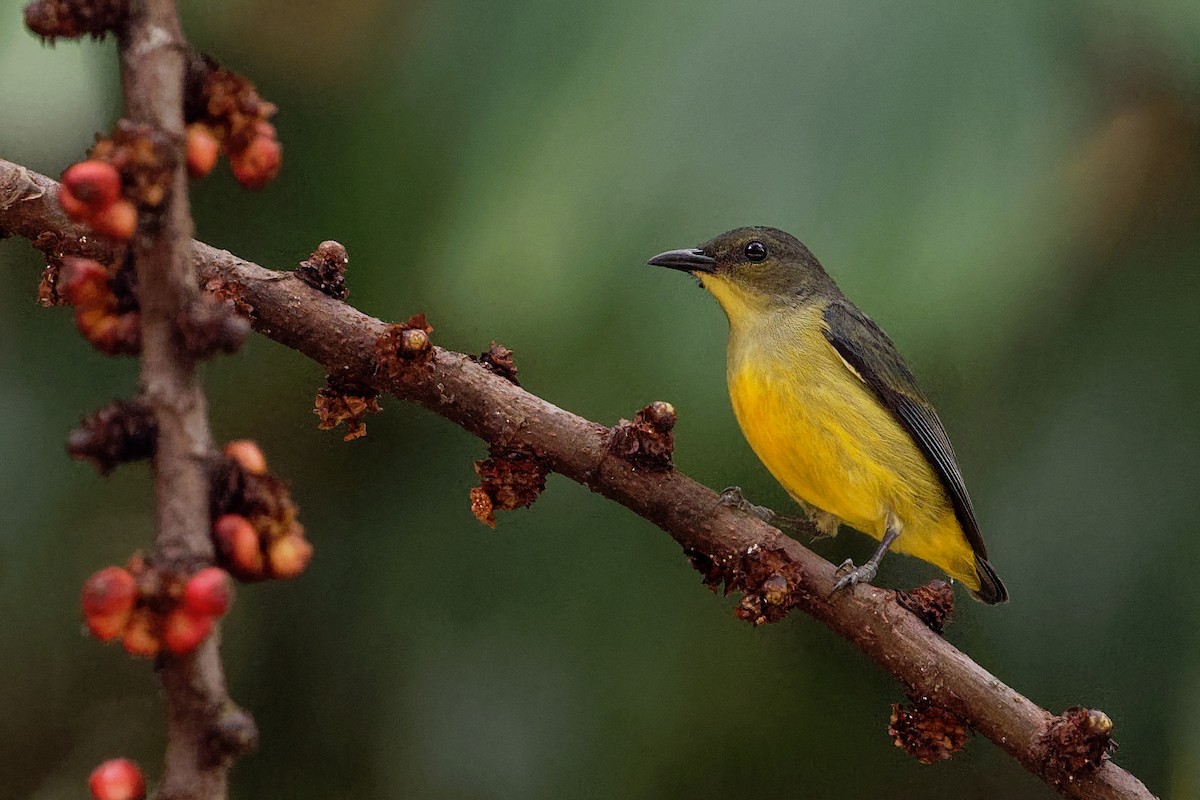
[
  {"xmin": 186, "ymin": 124, "xmax": 220, "ymax": 179},
  {"xmin": 121, "ymin": 610, "xmax": 160, "ymax": 658},
  {"xmin": 62, "ymin": 160, "xmax": 122, "ymax": 210},
  {"xmin": 88, "ymin": 758, "xmax": 146, "ymax": 800},
  {"xmin": 81, "ymin": 567, "xmax": 137, "ymax": 642},
  {"xmin": 163, "ymin": 607, "xmax": 214, "ymax": 654},
  {"xmin": 57, "ymin": 185, "xmax": 89, "ymax": 218},
  {"xmin": 90, "ymin": 199, "xmax": 137, "ymax": 241},
  {"xmin": 74, "ymin": 303, "xmax": 112, "ymax": 340},
  {"xmin": 267, "ymin": 533, "xmax": 313, "ymax": 579},
  {"xmin": 223, "ymin": 439, "xmax": 267, "ymax": 475},
  {"xmin": 230, "ymin": 135, "xmax": 281, "ymax": 190},
  {"xmin": 80, "ymin": 309, "xmax": 139, "ymax": 356},
  {"xmin": 213, "ymin": 514, "xmax": 263, "ymax": 577},
  {"xmin": 182, "ymin": 567, "xmax": 232, "ymax": 617},
  {"xmin": 60, "ymin": 257, "xmax": 111, "ymax": 308}
]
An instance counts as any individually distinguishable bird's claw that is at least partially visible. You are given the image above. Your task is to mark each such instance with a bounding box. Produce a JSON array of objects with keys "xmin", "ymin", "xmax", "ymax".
[
  {"xmin": 832, "ymin": 559, "xmax": 878, "ymax": 593},
  {"xmin": 718, "ymin": 485, "xmax": 749, "ymax": 509},
  {"xmin": 718, "ymin": 486, "xmax": 775, "ymax": 523}
]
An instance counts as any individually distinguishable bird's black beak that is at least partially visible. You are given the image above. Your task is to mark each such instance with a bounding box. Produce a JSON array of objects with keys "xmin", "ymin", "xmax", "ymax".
[{"xmin": 647, "ymin": 247, "xmax": 717, "ymax": 274}]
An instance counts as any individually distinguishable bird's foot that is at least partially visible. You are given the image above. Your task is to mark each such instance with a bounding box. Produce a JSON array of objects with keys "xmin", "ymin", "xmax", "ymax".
[
  {"xmin": 832, "ymin": 558, "xmax": 878, "ymax": 594},
  {"xmin": 719, "ymin": 487, "xmax": 826, "ymax": 534},
  {"xmin": 718, "ymin": 486, "xmax": 776, "ymax": 522}
]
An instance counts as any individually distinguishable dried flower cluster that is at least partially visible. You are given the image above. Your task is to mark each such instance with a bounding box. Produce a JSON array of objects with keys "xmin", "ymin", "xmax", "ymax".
[
  {"xmin": 475, "ymin": 341, "xmax": 519, "ymax": 384},
  {"xmin": 895, "ymin": 580, "xmax": 955, "ymax": 635},
  {"xmin": 608, "ymin": 400, "xmax": 676, "ymax": 471},
  {"xmin": 89, "ymin": 121, "xmax": 175, "ymax": 209},
  {"xmin": 1040, "ymin": 706, "xmax": 1116, "ymax": 786},
  {"xmin": 24, "ymin": 0, "xmax": 126, "ymax": 42},
  {"xmin": 720, "ymin": 546, "xmax": 807, "ymax": 626},
  {"xmin": 183, "ymin": 54, "xmax": 281, "ymax": 188},
  {"xmin": 315, "ymin": 382, "xmax": 381, "ymax": 441},
  {"xmin": 210, "ymin": 440, "xmax": 313, "ymax": 580},
  {"xmin": 889, "ymin": 696, "xmax": 972, "ymax": 764},
  {"xmin": 67, "ymin": 397, "xmax": 156, "ymax": 474},
  {"xmin": 469, "ymin": 446, "xmax": 549, "ymax": 528},
  {"xmin": 296, "ymin": 240, "xmax": 350, "ymax": 299}
]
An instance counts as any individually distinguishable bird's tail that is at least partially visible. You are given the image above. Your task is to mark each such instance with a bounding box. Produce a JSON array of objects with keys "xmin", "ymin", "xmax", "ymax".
[{"xmin": 969, "ymin": 556, "xmax": 1008, "ymax": 604}]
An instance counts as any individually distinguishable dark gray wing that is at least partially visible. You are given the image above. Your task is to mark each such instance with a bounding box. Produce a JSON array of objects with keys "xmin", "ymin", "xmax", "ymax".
[{"xmin": 822, "ymin": 301, "xmax": 1006, "ymax": 602}]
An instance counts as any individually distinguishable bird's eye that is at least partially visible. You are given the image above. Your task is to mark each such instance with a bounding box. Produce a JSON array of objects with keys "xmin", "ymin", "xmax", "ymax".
[{"xmin": 745, "ymin": 241, "xmax": 767, "ymax": 262}]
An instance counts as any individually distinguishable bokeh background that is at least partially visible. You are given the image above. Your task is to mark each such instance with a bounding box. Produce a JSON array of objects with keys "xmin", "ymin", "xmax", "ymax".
[{"xmin": 2, "ymin": 1, "xmax": 1199, "ymax": 798}]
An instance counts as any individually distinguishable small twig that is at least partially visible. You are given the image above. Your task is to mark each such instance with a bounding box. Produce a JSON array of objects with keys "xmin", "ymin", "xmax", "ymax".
[{"xmin": 0, "ymin": 157, "xmax": 1158, "ymax": 800}]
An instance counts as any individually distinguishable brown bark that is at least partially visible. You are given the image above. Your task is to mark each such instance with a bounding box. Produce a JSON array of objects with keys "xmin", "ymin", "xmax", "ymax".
[
  {"xmin": 114, "ymin": 2, "xmax": 251, "ymax": 797},
  {"xmin": 0, "ymin": 157, "xmax": 1157, "ymax": 800}
]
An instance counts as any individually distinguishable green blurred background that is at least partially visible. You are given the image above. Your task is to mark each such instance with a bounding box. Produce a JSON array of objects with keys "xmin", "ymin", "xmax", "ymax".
[{"xmin": 2, "ymin": 1, "xmax": 1199, "ymax": 798}]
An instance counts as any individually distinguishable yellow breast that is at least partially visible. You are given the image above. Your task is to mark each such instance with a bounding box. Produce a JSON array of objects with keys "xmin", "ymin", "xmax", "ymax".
[{"xmin": 711, "ymin": 288, "xmax": 979, "ymax": 589}]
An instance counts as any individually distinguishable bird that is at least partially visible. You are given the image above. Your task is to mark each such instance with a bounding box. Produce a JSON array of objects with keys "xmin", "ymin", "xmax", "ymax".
[{"xmin": 647, "ymin": 226, "xmax": 1007, "ymax": 603}]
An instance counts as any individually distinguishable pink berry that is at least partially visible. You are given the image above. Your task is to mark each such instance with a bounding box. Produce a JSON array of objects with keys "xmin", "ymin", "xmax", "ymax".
[
  {"xmin": 62, "ymin": 160, "xmax": 121, "ymax": 209},
  {"xmin": 230, "ymin": 135, "xmax": 281, "ymax": 190},
  {"xmin": 223, "ymin": 439, "xmax": 267, "ymax": 475},
  {"xmin": 88, "ymin": 758, "xmax": 146, "ymax": 800},
  {"xmin": 163, "ymin": 608, "xmax": 214, "ymax": 655},
  {"xmin": 267, "ymin": 533, "xmax": 313, "ymax": 579},
  {"xmin": 182, "ymin": 567, "xmax": 232, "ymax": 617},
  {"xmin": 81, "ymin": 567, "xmax": 136, "ymax": 642}
]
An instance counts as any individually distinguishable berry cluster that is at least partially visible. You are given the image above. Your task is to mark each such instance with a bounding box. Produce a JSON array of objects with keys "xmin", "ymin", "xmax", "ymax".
[
  {"xmin": 58, "ymin": 120, "xmax": 175, "ymax": 242},
  {"xmin": 211, "ymin": 441, "xmax": 313, "ymax": 580},
  {"xmin": 59, "ymin": 257, "xmax": 140, "ymax": 355},
  {"xmin": 82, "ymin": 558, "xmax": 233, "ymax": 658},
  {"xmin": 184, "ymin": 56, "xmax": 281, "ymax": 188},
  {"xmin": 58, "ymin": 160, "xmax": 136, "ymax": 241}
]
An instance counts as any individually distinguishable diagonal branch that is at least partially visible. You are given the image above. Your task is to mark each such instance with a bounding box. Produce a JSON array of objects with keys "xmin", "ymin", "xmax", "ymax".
[{"xmin": 0, "ymin": 157, "xmax": 1157, "ymax": 800}]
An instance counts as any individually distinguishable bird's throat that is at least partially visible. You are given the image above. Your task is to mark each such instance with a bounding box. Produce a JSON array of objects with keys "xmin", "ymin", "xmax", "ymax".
[{"xmin": 698, "ymin": 273, "xmax": 774, "ymax": 331}]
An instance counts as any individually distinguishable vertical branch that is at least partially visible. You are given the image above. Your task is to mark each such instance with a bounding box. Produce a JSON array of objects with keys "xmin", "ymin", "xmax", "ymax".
[
  {"xmin": 116, "ymin": 2, "xmax": 251, "ymax": 797},
  {"xmin": 120, "ymin": 0, "xmax": 204, "ymax": 562}
]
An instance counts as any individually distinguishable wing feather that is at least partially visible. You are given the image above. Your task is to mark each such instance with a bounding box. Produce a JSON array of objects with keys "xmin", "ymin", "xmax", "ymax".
[{"xmin": 820, "ymin": 302, "xmax": 990, "ymax": 564}]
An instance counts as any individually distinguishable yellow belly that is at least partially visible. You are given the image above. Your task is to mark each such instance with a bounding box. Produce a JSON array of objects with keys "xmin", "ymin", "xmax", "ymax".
[{"xmin": 724, "ymin": 307, "xmax": 979, "ymax": 589}]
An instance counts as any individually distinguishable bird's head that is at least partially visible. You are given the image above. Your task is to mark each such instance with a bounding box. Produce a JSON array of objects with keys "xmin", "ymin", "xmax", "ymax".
[{"xmin": 647, "ymin": 226, "xmax": 832, "ymax": 321}]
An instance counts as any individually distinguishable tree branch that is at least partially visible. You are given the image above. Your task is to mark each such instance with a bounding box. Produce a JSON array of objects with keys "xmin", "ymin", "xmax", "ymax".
[
  {"xmin": 114, "ymin": 2, "xmax": 250, "ymax": 797},
  {"xmin": 0, "ymin": 157, "xmax": 1157, "ymax": 800}
]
